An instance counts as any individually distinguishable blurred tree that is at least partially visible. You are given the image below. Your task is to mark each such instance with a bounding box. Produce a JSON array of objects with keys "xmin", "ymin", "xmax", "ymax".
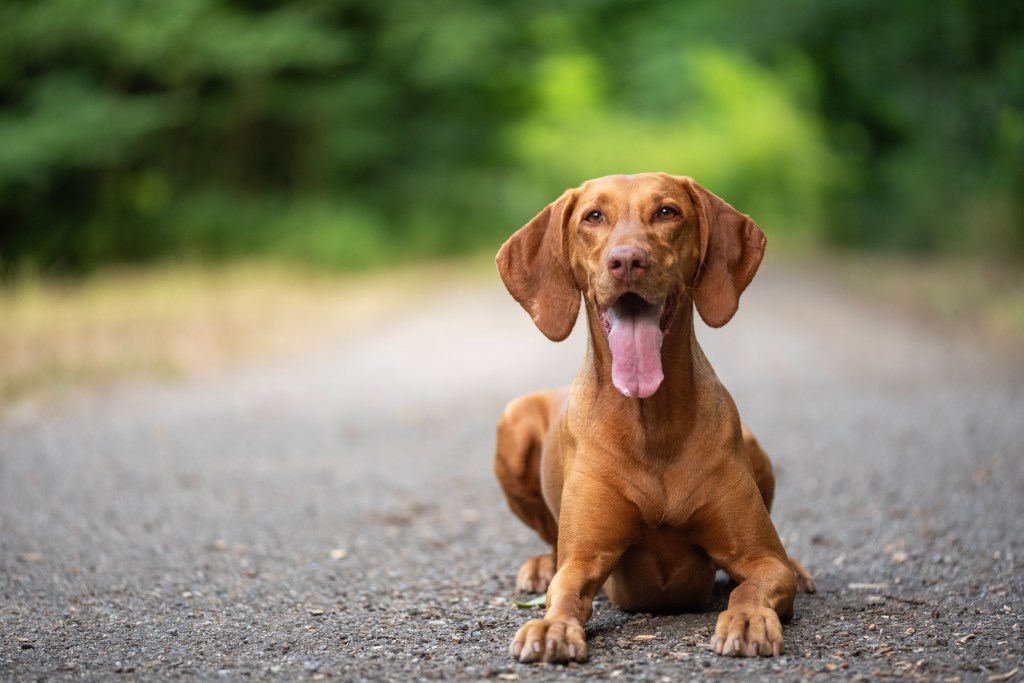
[
  {"xmin": 767, "ymin": 0, "xmax": 1024, "ymax": 256},
  {"xmin": 0, "ymin": 0, "xmax": 1020, "ymax": 273},
  {"xmin": 0, "ymin": 0, "xmax": 540, "ymax": 270}
]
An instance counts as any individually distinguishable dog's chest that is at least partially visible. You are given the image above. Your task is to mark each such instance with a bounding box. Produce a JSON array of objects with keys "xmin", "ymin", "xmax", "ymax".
[{"xmin": 626, "ymin": 463, "xmax": 703, "ymax": 530}]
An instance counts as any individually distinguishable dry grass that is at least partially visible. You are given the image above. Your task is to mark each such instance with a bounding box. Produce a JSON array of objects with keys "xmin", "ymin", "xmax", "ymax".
[
  {"xmin": 3, "ymin": 253, "xmax": 1020, "ymax": 421},
  {"xmin": 815, "ymin": 253, "xmax": 1024, "ymax": 353},
  {"xmin": 0, "ymin": 260, "xmax": 490, "ymax": 419}
]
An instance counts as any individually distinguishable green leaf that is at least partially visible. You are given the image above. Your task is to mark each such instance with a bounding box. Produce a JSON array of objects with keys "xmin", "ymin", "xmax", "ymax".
[{"xmin": 512, "ymin": 594, "xmax": 547, "ymax": 609}]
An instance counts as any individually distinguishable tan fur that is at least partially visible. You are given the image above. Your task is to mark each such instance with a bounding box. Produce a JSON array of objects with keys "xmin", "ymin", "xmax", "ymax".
[{"xmin": 494, "ymin": 173, "xmax": 814, "ymax": 664}]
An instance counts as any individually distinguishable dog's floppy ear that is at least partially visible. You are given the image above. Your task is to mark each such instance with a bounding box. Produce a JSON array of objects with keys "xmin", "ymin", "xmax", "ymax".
[
  {"xmin": 496, "ymin": 189, "xmax": 580, "ymax": 341},
  {"xmin": 679, "ymin": 177, "xmax": 766, "ymax": 328}
]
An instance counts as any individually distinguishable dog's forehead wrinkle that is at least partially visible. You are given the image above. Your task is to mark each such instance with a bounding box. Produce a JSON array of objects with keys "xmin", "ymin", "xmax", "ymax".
[{"xmin": 579, "ymin": 180, "xmax": 689, "ymax": 224}]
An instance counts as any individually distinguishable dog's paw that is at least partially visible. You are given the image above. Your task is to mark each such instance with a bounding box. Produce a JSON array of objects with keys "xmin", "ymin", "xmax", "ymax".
[
  {"xmin": 516, "ymin": 553, "xmax": 556, "ymax": 594},
  {"xmin": 710, "ymin": 607, "xmax": 784, "ymax": 657},
  {"xmin": 510, "ymin": 618, "xmax": 587, "ymax": 664}
]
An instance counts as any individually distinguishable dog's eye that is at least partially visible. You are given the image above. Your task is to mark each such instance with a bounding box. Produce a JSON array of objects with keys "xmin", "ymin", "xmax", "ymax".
[
  {"xmin": 584, "ymin": 210, "xmax": 604, "ymax": 224},
  {"xmin": 656, "ymin": 206, "xmax": 679, "ymax": 220}
]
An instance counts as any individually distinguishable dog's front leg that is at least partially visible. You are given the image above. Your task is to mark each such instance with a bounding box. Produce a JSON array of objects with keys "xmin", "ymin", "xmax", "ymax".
[
  {"xmin": 712, "ymin": 554, "xmax": 796, "ymax": 657},
  {"xmin": 510, "ymin": 481, "xmax": 638, "ymax": 664},
  {"xmin": 698, "ymin": 482, "xmax": 798, "ymax": 657}
]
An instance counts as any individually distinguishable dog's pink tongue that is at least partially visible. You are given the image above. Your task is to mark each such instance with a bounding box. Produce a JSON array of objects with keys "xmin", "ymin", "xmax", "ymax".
[{"xmin": 607, "ymin": 310, "xmax": 664, "ymax": 398}]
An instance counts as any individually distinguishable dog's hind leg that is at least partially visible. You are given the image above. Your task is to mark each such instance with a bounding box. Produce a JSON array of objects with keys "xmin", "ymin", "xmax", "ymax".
[{"xmin": 494, "ymin": 390, "xmax": 565, "ymax": 593}]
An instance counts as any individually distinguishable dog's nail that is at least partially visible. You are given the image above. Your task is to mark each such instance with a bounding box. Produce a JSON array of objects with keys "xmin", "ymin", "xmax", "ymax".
[
  {"xmin": 711, "ymin": 637, "xmax": 722, "ymax": 654},
  {"xmin": 568, "ymin": 643, "xmax": 577, "ymax": 659},
  {"xmin": 511, "ymin": 642, "xmax": 522, "ymax": 658},
  {"xmin": 532, "ymin": 640, "xmax": 541, "ymax": 654},
  {"xmin": 731, "ymin": 638, "xmax": 741, "ymax": 654},
  {"xmin": 748, "ymin": 642, "xmax": 758, "ymax": 657},
  {"xmin": 772, "ymin": 642, "xmax": 781, "ymax": 657}
]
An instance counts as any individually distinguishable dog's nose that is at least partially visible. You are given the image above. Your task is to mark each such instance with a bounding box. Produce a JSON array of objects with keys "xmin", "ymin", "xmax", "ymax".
[{"xmin": 607, "ymin": 245, "xmax": 650, "ymax": 282}]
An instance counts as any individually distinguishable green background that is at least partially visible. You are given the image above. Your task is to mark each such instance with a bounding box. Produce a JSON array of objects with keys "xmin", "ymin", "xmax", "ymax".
[{"xmin": 1, "ymin": 0, "xmax": 1021, "ymax": 273}]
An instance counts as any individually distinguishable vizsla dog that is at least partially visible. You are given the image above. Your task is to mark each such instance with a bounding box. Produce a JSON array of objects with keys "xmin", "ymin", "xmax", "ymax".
[{"xmin": 494, "ymin": 173, "xmax": 814, "ymax": 664}]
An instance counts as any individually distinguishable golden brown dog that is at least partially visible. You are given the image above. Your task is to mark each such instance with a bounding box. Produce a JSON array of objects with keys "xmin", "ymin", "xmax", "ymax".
[{"xmin": 494, "ymin": 173, "xmax": 814, "ymax": 664}]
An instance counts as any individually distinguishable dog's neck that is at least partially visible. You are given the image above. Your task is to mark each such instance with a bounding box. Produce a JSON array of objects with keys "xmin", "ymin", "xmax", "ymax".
[{"xmin": 579, "ymin": 297, "xmax": 712, "ymax": 455}]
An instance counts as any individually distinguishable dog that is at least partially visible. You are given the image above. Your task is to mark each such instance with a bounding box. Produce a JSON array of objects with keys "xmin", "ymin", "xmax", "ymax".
[{"xmin": 493, "ymin": 173, "xmax": 814, "ymax": 663}]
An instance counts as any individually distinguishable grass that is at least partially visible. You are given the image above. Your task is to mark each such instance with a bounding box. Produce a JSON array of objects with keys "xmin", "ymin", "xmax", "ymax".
[{"xmin": 0, "ymin": 258, "xmax": 493, "ymax": 420}]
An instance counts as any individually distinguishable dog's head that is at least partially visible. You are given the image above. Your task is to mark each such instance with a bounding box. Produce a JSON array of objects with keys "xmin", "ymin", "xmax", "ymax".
[{"xmin": 497, "ymin": 173, "xmax": 765, "ymax": 398}]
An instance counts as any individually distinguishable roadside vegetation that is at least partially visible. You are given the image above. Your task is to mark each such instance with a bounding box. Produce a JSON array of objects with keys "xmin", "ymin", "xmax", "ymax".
[
  {"xmin": 0, "ymin": 260, "xmax": 486, "ymax": 418},
  {"xmin": 1, "ymin": 1, "xmax": 1020, "ymax": 273}
]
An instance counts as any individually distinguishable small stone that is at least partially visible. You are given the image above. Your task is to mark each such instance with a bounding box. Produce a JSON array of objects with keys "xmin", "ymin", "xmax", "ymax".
[
  {"xmin": 308, "ymin": 608, "xmax": 325, "ymax": 616},
  {"xmin": 892, "ymin": 551, "xmax": 908, "ymax": 564},
  {"xmin": 329, "ymin": 548, "xmax": 347, "ymax": 561},
  {"xmin": 869, "ymin": 624, "xmax": 877, "ymax": 632},
  {"xmin": 905, "ymin": 627, "xmax": 916, "ymax": 636},
  {"xmin": 303, "ymin": 660, "xmax": 321, "ymax": 672}
]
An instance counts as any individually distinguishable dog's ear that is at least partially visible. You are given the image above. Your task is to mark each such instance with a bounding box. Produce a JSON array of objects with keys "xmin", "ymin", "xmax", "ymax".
[
  {"xmin": 496, "ymin": 189, "xmax": 581, "ymax": 341},
  {"xmin": 679, "ymin": 177, "xmax": 766, "ymax": 328}
]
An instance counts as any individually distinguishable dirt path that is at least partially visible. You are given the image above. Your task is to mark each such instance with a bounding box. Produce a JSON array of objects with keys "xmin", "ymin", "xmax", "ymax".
[{"xmin": 2, "ymin": 265, "xmax": 1022, "ymax": 681}]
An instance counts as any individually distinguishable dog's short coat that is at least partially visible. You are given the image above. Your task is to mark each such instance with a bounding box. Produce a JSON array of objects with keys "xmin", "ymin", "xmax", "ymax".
[{"xmin": 494, "ymin": 173, "xmax": 814, "ymax": 663}]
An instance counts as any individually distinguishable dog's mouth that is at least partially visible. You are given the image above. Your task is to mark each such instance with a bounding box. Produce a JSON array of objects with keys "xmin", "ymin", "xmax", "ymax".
[{"xmin": 598, "ymin": 291, "xmax": 679, "ymax": 399}]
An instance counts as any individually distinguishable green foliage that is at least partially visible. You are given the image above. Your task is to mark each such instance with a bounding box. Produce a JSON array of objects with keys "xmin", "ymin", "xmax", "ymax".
[
  {"xmin": 772, "ymin": 0, "xmax": 1024, "ymax": 256},
  {"xmin": 0, "ymin": 0, "xmax": 1021, "ymax": 273},
  {"xmin": 510, "ymin": 46, "xmax": 834, "ymax": 243}
]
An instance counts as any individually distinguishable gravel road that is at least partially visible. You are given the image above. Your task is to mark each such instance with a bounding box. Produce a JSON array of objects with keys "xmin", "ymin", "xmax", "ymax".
[{"xmin": 2, "ymin": 265, "xmax": 1022, "ymax": 682}]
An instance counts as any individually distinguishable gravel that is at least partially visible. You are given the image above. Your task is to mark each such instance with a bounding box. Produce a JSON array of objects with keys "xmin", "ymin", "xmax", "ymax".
[{"xmin": 2, "ymin": 266, "xmax": 1022, "ymax": 682}]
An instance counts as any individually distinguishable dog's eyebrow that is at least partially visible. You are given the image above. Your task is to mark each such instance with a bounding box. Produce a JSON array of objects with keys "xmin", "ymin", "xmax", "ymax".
[
  {"xmin": 647, "ymin": 192, "xmax": 681, "ymax": 204},
  {"xmin": 582, "ymin": 191, "xmax": 613, "ymax": 207}
]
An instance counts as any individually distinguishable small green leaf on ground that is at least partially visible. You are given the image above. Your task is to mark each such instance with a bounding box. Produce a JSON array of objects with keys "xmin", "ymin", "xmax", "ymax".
[{"xmin": 513, "ymin": 594, "xmax": 547, "ymax": 608}]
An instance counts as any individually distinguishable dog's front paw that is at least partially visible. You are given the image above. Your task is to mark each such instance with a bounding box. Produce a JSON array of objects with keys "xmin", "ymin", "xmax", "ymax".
[
  {"xmin": 711, "ymin": 607, "xmax": 784, "ymax": 657},
  {"xmin": 510, "ymin": 618, "xmax": 587, "ymax": 663}
]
